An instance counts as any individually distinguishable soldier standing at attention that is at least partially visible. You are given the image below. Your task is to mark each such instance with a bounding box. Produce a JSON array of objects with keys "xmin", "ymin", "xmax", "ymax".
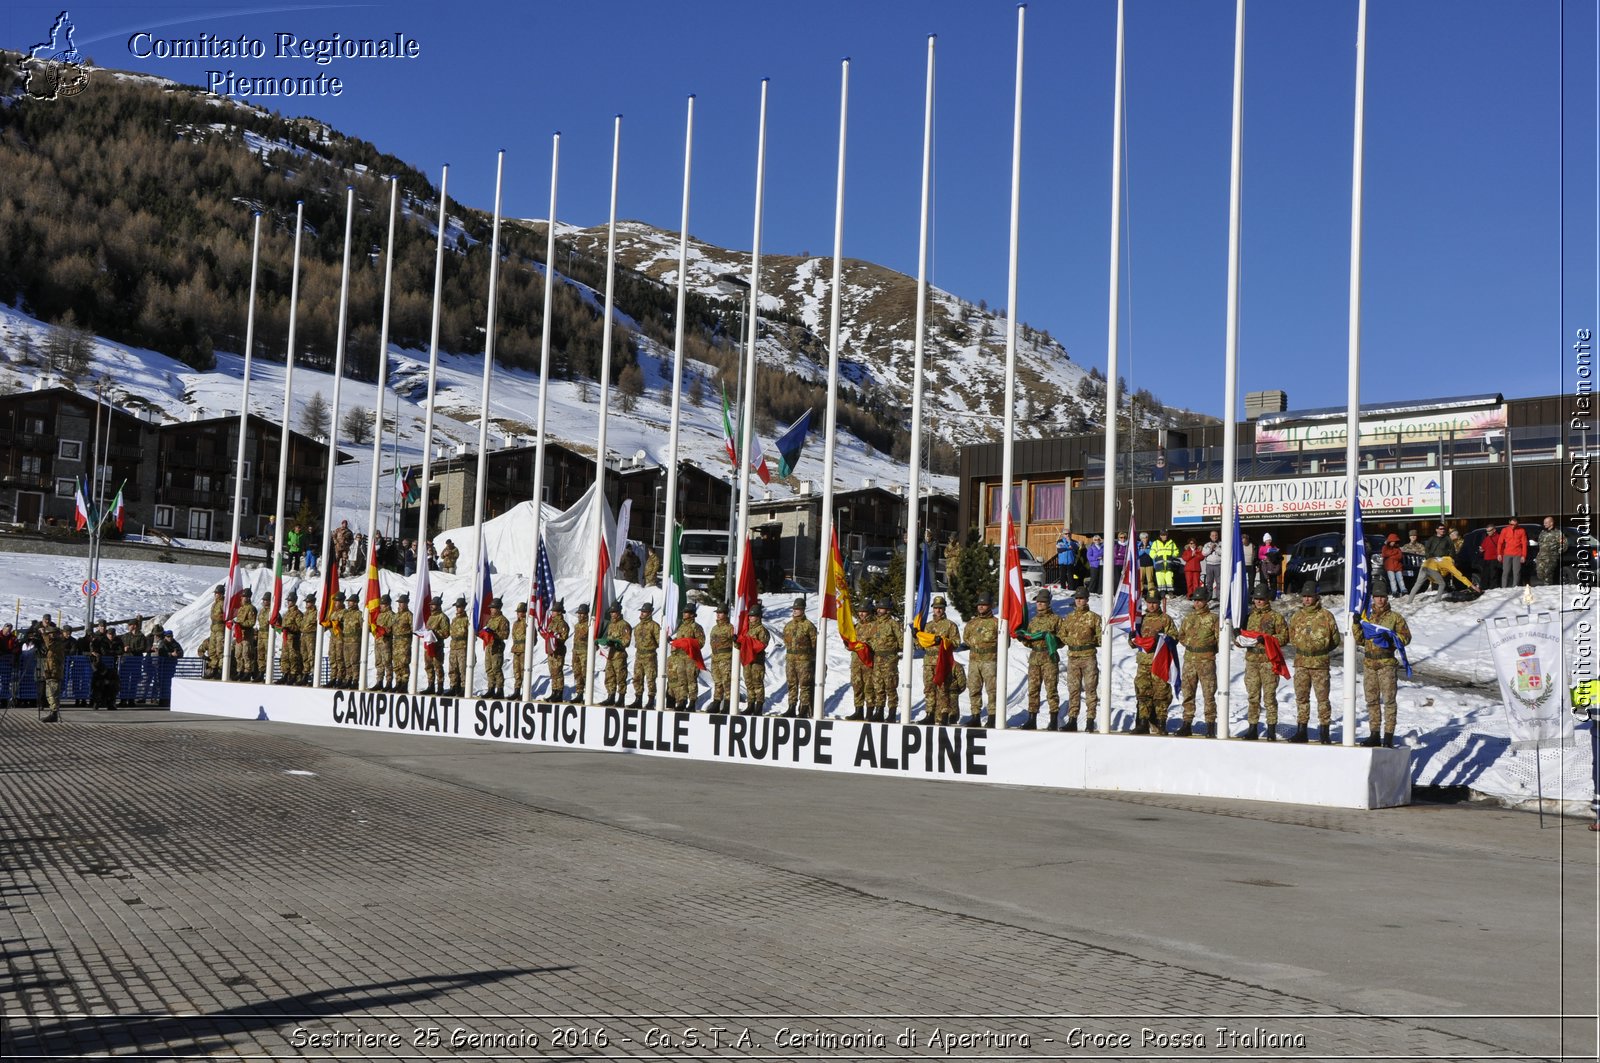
[
  {"xmin": 448, "ymin": 596, "xmax": 470, "ymax": 697},
  {"xmin": 326, "ymin": 591, "xmax": 347, "ymax": 685},
  {"xmin": 667, "ymin": 603, "xmax": 705, "ymax": 711},
  {"xmin": 544, "ymin": 600, "xmax": 570, "ymax": 702},
  {"xmin": 571, "ymin": 603, "xmax": 591, "ymax": 703},
  {"xmin": 207, "ymin": 585, "xmax": 226, "ymax": 680},
  {"xmin": 1131, "ymin": 591, "xmax": 1176, "ymax": 734},
  {"xmin": 121, "ymin": 617, "xmax": 149, "ymax": 706},
  {"xmin": 963, "ymin": 594, "xmax": 999, "ymax": 728},
  {"xmin": 1287, "ymin": 582, "xmax": 1340, "ymax": 743},
  {"xmin": 1535, "ymin": 517, "xmax": 1567, "ymax": 586},
  {"xmin": 481, "ymin": 598, "xmax": 510, "ymax": 697},
  {"xmin": 275, "ymin": 596, "xmax": 300, "ymax": 686},
  {"xmin": 740, "ymin": 601, "xmax": 771, "ymax": 715},
  {"xmin": 708, "ymin": 604, "xmax": 735, "ymax": 714},
  {"xmin": 919, "ymin": 595, "xmax": 961, "ymax": 726},
  {"xmin": 863, "ymin": 598, "xmax": 901, "ymax": 722},
  {"xmin": 643, "ymin": 548, "xmax": 662, "ymax": 587},
  {"xmin": 392, "ymin": 593, "xmax": 414, "ymax": 693},
  {"xmin": 372, "ymin": 593, "xmax": 395, "ymax": 691},
  {"xmin": 36, "ymin": 616, "xmax": 66, "ymax": 721},
  {"xmin": 1018, "ymin": 588, "xmax": 1064, "ymax": 731},
  {"xmin": 339, "ymin": 592, "xmax": 363, "ymax": 688},
  {"xmin": 1176, "ymin": 589, "xmax": 1220, "ymax": 737},
  {"xmin": 511, "ymin": 602, "xmax": 529, "ymax": 700},
  {"xmin": 1357, "ymin": 587, "xmax": 1412, "ymax": 748},
  {"xmin": 423, "ymin": 594, "xmax": 449, "ymax": 694},
  {"xmin": 254, "ymin": 594, "xmax": 272, "ymax": 682},
  {"xmin": 297, "ymin": 592, "xmax": 318, "ymax": 684},
  {"xmin": 439, "ymin": 539, "xmax": 459, "ymax": 575},
  {"xmin": 1060, "ymin": 589, "xmax": 1102, "ymax": 732},
  {"xmin": 782, "ymin": 597, "xmax": 818, "ymax": 718},
  {"xmin": 600, "ymin": 602, "xmax": 632, "ymax": 707},
  {"xmin": 631, "ymin": 602, "xmax": 661, "ymax": 709},
  {"xmin": 232, "ymin": 588, "xmax": 259, "ymax": 682},
  {"xmin": 1236, "ymin": 583, "xmax": 1288, "ymax": 740}
]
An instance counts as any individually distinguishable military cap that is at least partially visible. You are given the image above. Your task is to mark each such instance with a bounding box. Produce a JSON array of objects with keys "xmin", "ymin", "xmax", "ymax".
[
  {"xmin": 876, "ymin": 597, "xmax": 893, "ymax": 610},
  {"xmin": 608, "ymin": 601, "xmax": 623, "ymax": 614},
  {"xmin": 682, "ymin": 601, "xmax": 697, "ymax": 614},
  {"xmin": 453, "ymin": 596, "xmax": 467, "ymax": 607},
  {"xmin": 1033, "ymin": 588, "xmax": 1051, "ymax": 603},
  {"xmin": 303, "ymin": 592, "xmax": 317, "ymax": 602},
  {"xmin": 489, "ymin": 597, "xmax": 502, "ymax": 608},
  {"xmin": 1190, "ymin": 588, "xmax": 1209, "ymax": 602},
  {"xmin": 639, "ymin": 602, "xmax": 654, "ymax": 613},
  {"xmin": 333, "ymin": 590, "xmax": 346, "ymax": 601},
  {"xmin": 515, "ymin": 601, "xmax": 527, "ymax": 612},
  {"xmin": 793, "ymin": 596, "xmax": 807, "ymax": 610},
  {"xmin": 1251, "ymin": 584, "xmax": 1271, "ymax": 601},
  {"xmin": 977, "ymin": 593, "xmax": 993, "ymax": 607},
  {"xmin": 431, "ymin": 594, "xmax": 443, "ymax": 604},
  {"xmin": 1143, "ymin": 591, "xmax": 1159, "ymax": 604},
  {"xmin": 931, "ymin": 595, "xmax": 947, "ymax": 609},
  {"xmin": 1300, "ymin": 581, "xmax": 1320, "ymax": 597},
  {"xmin": 241, "ymin": 588, "xmax": 253, "ymax": 597},
  {"xmin": 1371, "ymin": 586, "xmax": 1390, "ymax": 599},
  {"xmin": 397, "ymin": 593, "xmax": 409, "ymax": 603},
  {"xmin": 379, "ymin": 593, "xmax": 391, "ymax": 603},
  {"xmin": 261, "ymin": 591, "xmax": 272, "ymax": 599},
  {"xmin": 749, "ymin": 601, "xmax": 764, "ymax": 616},
  {"xmin": 576, "ymin": 603, "xmax": 590, "ymax": 615},
  {"xmin": 1074, "ymin": 589, "xmax": 1090, "ymax": 601},
  {"xmin": 714, "ymin": 602, "xmax": 729, "ymax": 614},
  {"xmin": 552, "ymin": 600, "xmax": 565, "ymax": 611},
  {"xmin": 214, "ymin": 585, "xmax": 224, "ymax": 594}
]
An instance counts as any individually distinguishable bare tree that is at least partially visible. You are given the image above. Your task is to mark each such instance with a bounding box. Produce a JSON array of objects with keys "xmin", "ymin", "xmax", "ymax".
[{"xmin": 342, "ymin": 405, "xmax": 374, "ymax": 445}]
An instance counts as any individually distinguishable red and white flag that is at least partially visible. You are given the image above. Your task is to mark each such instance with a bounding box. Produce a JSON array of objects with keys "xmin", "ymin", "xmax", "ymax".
[
  {"xmin": 730, "ymin": 537, "xmax": 760, "ymax": 665},
  {"xmin": 1000, "ymin": 506, "xmax": 1026, "ymax": 637},
  {"xmin": 223, "ymin": 539, "xmax": 245, "ymax": 640}
]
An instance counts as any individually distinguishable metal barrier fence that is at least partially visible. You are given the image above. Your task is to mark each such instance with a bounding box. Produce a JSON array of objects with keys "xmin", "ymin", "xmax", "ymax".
[{"xmin": 0, "ymin": 656, "xmax": 203, "ymax": 706}]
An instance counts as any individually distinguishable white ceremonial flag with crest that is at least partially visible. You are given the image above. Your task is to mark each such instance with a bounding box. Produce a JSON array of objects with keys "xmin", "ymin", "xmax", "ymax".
[{"xmin": 1486, "ymin": 613, "xmax": 1575, "ymax": 748}]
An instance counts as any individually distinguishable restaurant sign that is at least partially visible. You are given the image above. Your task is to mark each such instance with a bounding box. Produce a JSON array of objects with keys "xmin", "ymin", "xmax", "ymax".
[{"xmin": 1171, "ymin": 471, "xmax": 1452, "ymax": 524}]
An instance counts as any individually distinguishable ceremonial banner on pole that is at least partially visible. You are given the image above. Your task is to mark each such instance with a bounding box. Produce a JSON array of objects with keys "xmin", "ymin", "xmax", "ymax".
[{"xmin": 1485, "ymin": 613, "xmax": 1575, "ymax": 747}]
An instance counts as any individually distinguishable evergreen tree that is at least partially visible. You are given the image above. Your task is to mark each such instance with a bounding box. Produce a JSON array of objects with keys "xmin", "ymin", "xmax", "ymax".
[
  {"xmin": 300, "ymin": 391, "xmax": 331, "ymax": 437},
  {"xmin": 949, "ymin": 530, "xmax": 999, "ymax": 620},
  {"xmin": 342, "ymin": 406, "xmax": 374, "ymax": 445}
]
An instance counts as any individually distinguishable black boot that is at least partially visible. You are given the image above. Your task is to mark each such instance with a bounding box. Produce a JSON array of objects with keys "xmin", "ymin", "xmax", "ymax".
[
  {"xmin": 1174, "ymin": 721, "xmax": 1192, "ymax": 738},
  {"xmin": 1019, "ymin": 713, "xmax": 1037, "ymax": 730},
  {"xmin": 1383, "ymin": 732, "xmax": 1396, "ymax": 748},
  {"xmin": 629, "ymin": 694, "xmax": 643, "ymax": 709},
  {"xmin": 645, "ymin": 696, "xmax": 656, "ymax": 711},
  {"xmin": 1288, "ymin": 723, "xmax": 1309, "ymax": 743},
  {"xmin": 1063, "ymin": 717, "xmax": 1078, "ymax": 733},
  {"xmin": 1045, "ymin": 717, "xmax": 1059, "ymax": 732},
  {"xmin": 1361, "ymin": 732, "xmax": 1382, "ymax": 748},
  {"xmin": 1239, "ymin": 728, "xmax": 1258, "ymax": 741},
  {"xmin": 1265, "ymin": 724, "xmax": 1278, "ymax": 742},
  {"xmin": 1319, "ymin": 725, "xmax": 1334, "ymax": 745}
]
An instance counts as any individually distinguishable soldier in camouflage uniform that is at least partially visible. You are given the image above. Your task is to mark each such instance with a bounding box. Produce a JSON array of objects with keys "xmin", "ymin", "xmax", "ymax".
[
  {"xmin": 571, "ymin": 603, "xmax": 591, "ymax": 703},
  {"xmin": 630, "ymin": 602, "xmax": 661, "ymax": 709},
  {"xmin": 1060, "ymin": 589, "xmax": 1101, "ymax": 732},
  {"xmin": 1176, "ymin": 589, "xmax": 1220, "ymax": 737},
  {"xmin": 511, "ymin": 602, "xmax": 529, "ymax": 699},
  {"xmin": 326, "ymin": 591, "xmax": 348, "ymax": 685},
  {"xmin": 372, "ymin": 593, "xmax": 395, "ymax": 691},
  {"xmin": 231, "ymin": 588, "xmax": 259, "ymax": 682},
  {"xmin": 862, "ymin": 599, "xmax": 901, "ymax": 722},
  {"xmin": 1287, "ymin": 582, "xmax": 1340, "ymax": 743},
  {"xmin": 741, "ymin": 600, "xmax": 771, "ymax": 715},
  {"xmin": 1357, "ymin": 587, "xmax": 1412, "ymax": 747},
  {"xmin": 423, "ymin": 595, "xmax": 449, "ymax": 694},
  {"xmin": 1535, "ymin": 517, "xmax": 1567, "ymax": 586},
  {"xmin": 708, "ymin": 604, "xmax": 735, "ymax": 714},
  {"xmin": 667, "ymin": 603, "xmax": 705, "ymax": 711},
  {"xmin": 1131, "ymin": 592, "xmax": 1176, "ymax": 734},
  {"xmin": 482, "ymin": 597, "xmax": 511, "ymax": 697},
  {"xmin": 254, "ymin": 594, "xmax": 272, "ymax": 682},
  {"xmin": 963, "ymin": 594, "xmax": 1000, "ymax": 727},
  {"xmin": 121, "ymin": 618, "xmax": 150, "ymax": 705},
  {"xmin": 782, "ymin": 597, "xmax": 818, "ymax": 718},
  {"xmin": 298, "ymin": 592, "xmax": 319, "ymax": 685},
  {"xmin": 545, "ymin": 600, "xmax": 570, "ymax": 702},
  {"xmin": 600, "ymin": 603, "xmax": 632, "ymax": 707},
  {"xmin": 439, "ymin": 539, "xmax": 459, "ymax": 574},
  {"xmin": 38, "ymin": 616, "xmax": 67, "ymax": 721},
  {"xmin": 340, "ymin": 593, "xmax": 363, "ymax": 688},
  {"xmin": 207, "ymin": 585, "xmax": 226, "ymax": 680},
  {"xmin": 1235, "ymin": 584, "xmax": 1287, "ymax": 740},
  {"xmin": 448, "ymin": 596, "xmax": 470, "ymax": 696},
  {"xmin": 1018, "ymin": 588, "xmax": 1064, "ymax": 731},
  {"xmin": 920, "ymin": 595, "xmax": 961, "ymax": 725},
  {"xmin": 848, "ymin": 637, "xmax": 868, "ymax": 719},
  {"xmin": 278, "ymin": 596, "xmax": 302, "ymax": 686},
  {"xmin": 392, "ymin": 593, "xmax": 414, "ymax": 692}
]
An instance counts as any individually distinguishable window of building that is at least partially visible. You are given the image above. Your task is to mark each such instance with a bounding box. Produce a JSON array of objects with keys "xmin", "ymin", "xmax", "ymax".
[
  {"xmin": 1030, "ymin": 482, "xmax": 1066, "ymax": 523},
  {"xmin": 984, "ymin": 484, "xmax": 1022, "ymax": 524},
  {"xmin": 21, "ymin": 455, "xmax": 42, "ymax": 476},
  {"xmin": 55, "ymin": 478, "xmax": 75, "ymax": 499},
  {"xmin": 241, "ymin": 460, "xmax": 251, "ymax": 481},
  {"xmin": 25, "ymin": 417, "xmax": 45, "ymax": 435},
  {"xmin": 194, "ymin": 473, "xmax": 212, "ymax": 493},
  {"xmin": 58, "ymin": 439, "xmax": 82, "ymax": 462},
  {"xmin": 154, "ymin": 505, "xmax": 173, "ymax": 529}
]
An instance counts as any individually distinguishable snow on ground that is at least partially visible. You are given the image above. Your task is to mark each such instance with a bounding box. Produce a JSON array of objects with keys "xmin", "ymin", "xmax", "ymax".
[{"xmin": 0, "ymin": 551, "xmax": 222, "ymax": 635}]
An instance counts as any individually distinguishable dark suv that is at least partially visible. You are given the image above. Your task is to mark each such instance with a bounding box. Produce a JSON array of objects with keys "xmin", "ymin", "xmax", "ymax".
[{"xmin": 1283, "ymin": 532, "xmax": 1390, "ymax": 595}]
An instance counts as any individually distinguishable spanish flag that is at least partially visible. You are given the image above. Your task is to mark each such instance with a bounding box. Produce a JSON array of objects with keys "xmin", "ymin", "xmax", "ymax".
[{"xmin": 365, "ymin": 540, "xmax": 386, "ymax": 636}]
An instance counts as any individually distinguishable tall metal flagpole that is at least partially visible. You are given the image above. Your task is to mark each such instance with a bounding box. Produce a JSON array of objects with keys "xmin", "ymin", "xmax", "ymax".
[
  {"xmin": 814, "ymin": 58, "xmax": 850, "ymax": 720},
  {"xmin": 583, "ymin": 117, "xmax": 623, "ymax": 707},
  {"xmin": 223, "ymin": 212, "xmax": 262, "ymax": 683},
  {"xmin": 524, "ymin": 134, "xmax": 561, "ymax": 700},
  {"xmin": 659, "ymin": 97, "xmax": 695, "ymax": 710},
  {"xmin": 1095, "ymin": 0, "xmax": 1126, "ymax": 728},
  {"xmin": 995, "ymin": 5, "xmax": 1026, "ymax": 730},
  {"xmin": 357, "ymin": 178, "xmax": 400, "ymax": 691},
  {"xmin": 468, "ymin": 151, "xmax": 506, "ymax": 697},
  {"xmin": 411, "ymin": 164, "xmax": 450, "ymax": 695},
  {"xmin": 1341, "ymin": 0, "xmax": 1369, "ymax": 745},
  {"xmin": 898, "ymin": 35, "xmax": 936, "ymax": 725},
  {"xmin": 84, "ymin": 384, "xmax": 104, "ymax": 631},
  {"xmin": 733, "ymin": 81, "xmax": 770, "ymax": 713},
  {"xmin": 313, "ymin": 186, "xmax": 356, "ymax": 689},
  {"xmin": 267, "ymin": 201, "xmax": 305, "ymax": 687},
  {"xmin": 1217, "ymin": 0, "xmax": 1246, "ymax": 740}
]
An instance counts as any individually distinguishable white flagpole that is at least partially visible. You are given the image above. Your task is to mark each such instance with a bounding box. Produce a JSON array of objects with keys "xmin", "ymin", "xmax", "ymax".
[
  {"xmin": 733, "ymin": 81, "xmax": 770, "ymax": 714},
  {"xmin": 659, "ymin": 97, "xmax": 695, "ymax": 710},
  {"xmin": 814, "ymin": 58, "xmax": 850, "ymax": 721},
  {"xmin": 223, "ymin": 211, "xmax": 262, "ymax": 684},
  {"xmin": 266, "ymin": 201, "xmax": 305, "ymax": 687},
  {"xmin": 584, "ymin": 117, "xmax": 623, "ymax": 707},
  {"xmin": 412, "ymin": 164, "xmax": 450, "ymax": 695},
  {"xmin": 1217, "ymin": 0, "xmax": 1245, "ymax": 740},
  {"xmin": 468, "ymin": 150, "xmax": 506, "ymax": 697},
  {"xmin": 313, "ymin": 186, "xmax": 355, "ymax": 689},
  {"xmin": 1341, "ymin": 0, "xmax": 1369, "ymax": 746},
  {"xmin": 898, "ymin": 35, "xmax": 936, "ymax": 726},
  {"xmin": 358, "ymin": 177, "xmax": 400, "ymax": 692},
  {"xmin": 996, "ymin": 5, "xmax": 1026, "ymax": 730},
  {"xmin": 1096, "ymin": 0, "xmax": 1125, "ymax": 728},
  {"xmin": 525, "ymin": 134, "xmax": 561, "ymax": 700}
]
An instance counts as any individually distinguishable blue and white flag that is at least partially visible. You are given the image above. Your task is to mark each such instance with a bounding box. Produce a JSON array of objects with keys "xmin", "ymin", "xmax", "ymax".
[
  {"xmin": 1348, "ymin": 494, "xmax": 1369, "ymax": 619},
  {"xmin": 1223, "ymin": 505, "xmax": 1246, "ymax": 624},
  {"xmin": 1357, "ymin": 619, "xmax": 1410, "ymax": 676}
]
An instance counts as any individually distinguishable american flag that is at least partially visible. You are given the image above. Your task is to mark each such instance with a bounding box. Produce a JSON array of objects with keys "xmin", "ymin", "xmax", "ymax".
[{"xmin": 532, "ymin": 534, "xmax": 556, "ymax": 650}]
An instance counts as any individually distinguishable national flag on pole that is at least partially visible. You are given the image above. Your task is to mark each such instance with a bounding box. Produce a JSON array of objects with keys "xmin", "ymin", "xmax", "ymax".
[
  {"xmin": 532, "ymin": 534, "xmax": 556, "ymax": 649},
  {"xmin": 412, "ymin": 559, "xmax": 435, "ymax": 645},
  {"xmin": 910, "ymin": 541, "xmax": 953, "ymax": 680},
  {"xmin": 1109, "ymin": 515, "xmax": 1142, "ymax": 634},
  {"xmin": 719, "ymin": 383, "xmax": 772, "ymax": 485},
  {"xmin": 1149, "ymin": 631, "xmax": 1180, "ymax": 684},
  {"xmin": 731, "ymin": 536, "xmax": 760, "ymax": 666},
  {"xmin": 824, "ymin": 528, "xmax": 871, "ymax": 665},
  {"xmin": 223, "ymin": 539, "xmax": 245, "ymax": 640},
  {"xmin": 721, "ymin": 384, "xmax": 740, "ymax": 467},
  {"xmin": 1000, "ymin": 505, "xmax": 1026, "ymax": 637},
  {"xmin": 749, "ymin": 427, "xmax": 772, "ymax": 485},
  {"xmin": 613, "ymin": 499, "xmax": 633, "ymax": 577},
  {"xmin": 1348, "ymin": 494, "xmax": 1369, "ymax": 620},
  {"xmin": 774, "ymin": 409, "xmax": 812, "ymax": 479},
  {"xmin": 471, "ymin": 548, "xmax": 494, "ymax": 648},
  {"xmin": 1223, "ymin": 505, "xmax": 1247, "ymax": 624},
  {"xmin": 395, "ymin": 465, "xmax": 420, "ymax": 505},
  {"xmin": 593, "ymin": 533, "xmax": 614, "ymax": 642},
  {"xmin": 365, "ymin": 540, "xmax": 385, "ymax": 636},
  {"xmin": 109, "ymin": 480, "xmax": 126, "ymax": 533},
  {"xmin": 318, "ymin": 557, "xmax": 338, "ymax": 628},
  {"xmin": 662, "ymin": 525, "xmax": 704, "ymax": 669},
  {"xmin": 73, "ymin": 477, "xmax": 93, "ymax": 532},
  {"xmin": 1358, "ymin": 619, "xmax": 1411, "ymax": 677},
  {"xmin": 268, "ymin": 550, "xmax": 284, "ymax": 628}
]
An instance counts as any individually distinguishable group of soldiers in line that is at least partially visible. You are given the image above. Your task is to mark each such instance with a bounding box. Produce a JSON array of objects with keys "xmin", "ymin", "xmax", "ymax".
[{"xmin": 17, "ymin": 615, "xmax": 183, "ymax": 721}]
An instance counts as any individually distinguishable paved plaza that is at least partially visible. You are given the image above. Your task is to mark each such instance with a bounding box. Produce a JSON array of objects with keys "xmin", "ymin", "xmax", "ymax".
[{"xmin": 1, "ymin": 706, "xmax": 1594, "ymax": 1060}]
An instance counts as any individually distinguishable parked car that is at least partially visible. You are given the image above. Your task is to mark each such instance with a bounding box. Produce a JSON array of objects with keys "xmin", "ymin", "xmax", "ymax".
[
  {"xmin": 1015, "ymin": 547, "xmax": 1047, "ymax": 592},
  {"xmin": 850, "ymin": 546, "xmax": 895, "ymax": 595},
  {"xmin": 1283, "ymin": 532, "xmax": 1387, "ymax": 595}
]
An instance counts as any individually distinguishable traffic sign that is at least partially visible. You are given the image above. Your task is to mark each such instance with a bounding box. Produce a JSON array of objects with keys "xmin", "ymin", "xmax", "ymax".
[{"xmin": 81, "ymin": 579, "xmax": 99, "ymax": 598}]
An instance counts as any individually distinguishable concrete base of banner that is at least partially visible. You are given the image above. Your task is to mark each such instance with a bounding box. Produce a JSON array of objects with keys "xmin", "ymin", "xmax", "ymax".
[{"xmin": 170, "ymin": 679, "xmax": 1413, "ymax": 809}]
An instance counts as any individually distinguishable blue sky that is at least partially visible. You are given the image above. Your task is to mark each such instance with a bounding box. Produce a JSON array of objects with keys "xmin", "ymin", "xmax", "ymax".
[{"xmin": 6, "ymin": 0, "xmax": 1597, "ymax": 417}]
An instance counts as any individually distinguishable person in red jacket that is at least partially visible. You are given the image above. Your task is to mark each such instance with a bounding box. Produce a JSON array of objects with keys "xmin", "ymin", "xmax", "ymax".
[
  {"xmin": 1479, "ymin": 522, "xmax": 1501, "ymax": 590},
  {"xmin": 1380, "ymin": 533, "xmax": 1406, "ymax": 596},
  {"xmin": 1181, "ymin": 537, "xmax": 1204, "ymax": 596},
  {"xmin": 1498, "ymin": 516, "xmax": 1528, "ymax": 587}
]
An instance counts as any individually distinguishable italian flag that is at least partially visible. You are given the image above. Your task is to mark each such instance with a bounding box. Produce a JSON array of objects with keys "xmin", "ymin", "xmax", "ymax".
[
  {"xmin": 720, "ymin": 384, "xmax": 771, "ymax": 485},
  {"xmin": 109, "ymin": 480, "xmax": 126, "ymax": 533},
  {"xmin": 662, "ymin": 523, "xmax": 704, "ymax": 669},
  {"xmin": 267, "ymin": 549, "xmax": 284, "ymax": 628}
]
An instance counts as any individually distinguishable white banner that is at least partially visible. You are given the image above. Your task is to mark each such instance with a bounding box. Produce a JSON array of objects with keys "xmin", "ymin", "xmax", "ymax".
[
  {"xmin": 1171, "ymin": 471, "xmax": 1451, "ymax": 524},
  {"xmin": 1486, "ymin": 613, "xmax": 1576, "ymax": 747}
]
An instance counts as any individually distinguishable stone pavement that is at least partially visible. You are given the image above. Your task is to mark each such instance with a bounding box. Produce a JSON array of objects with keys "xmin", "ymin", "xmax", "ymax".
[{"xmin": 1, "ymin": 707, "xmax": 1593, "ymax": 1060}]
